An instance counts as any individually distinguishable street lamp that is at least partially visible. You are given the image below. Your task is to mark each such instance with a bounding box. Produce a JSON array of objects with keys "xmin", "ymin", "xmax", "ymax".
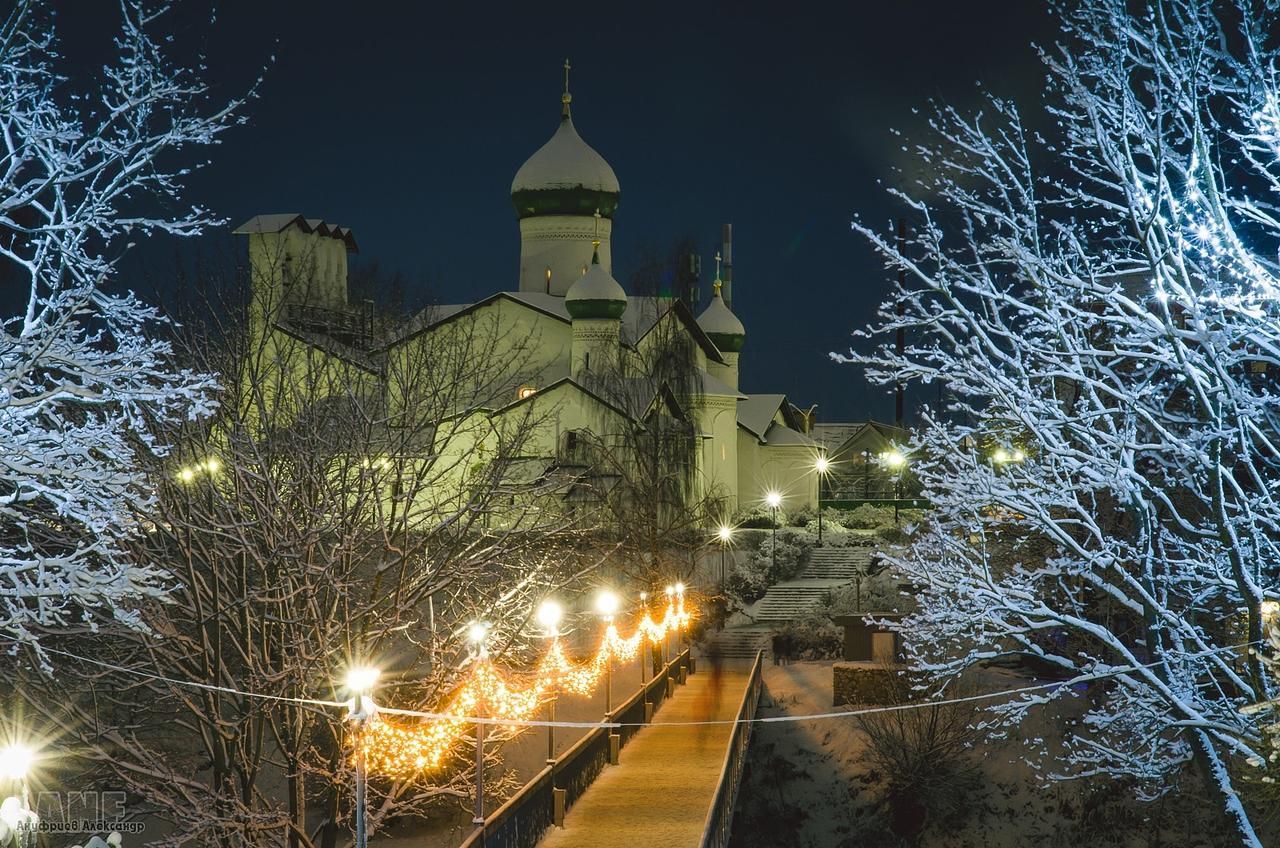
[
  {"xmin": 716, "ymin": 525, "xmax": 733, "ymax": 584},
  {"xmin": 0, "ymin": 743, "xmax": 34, "ymax": 848},
  {"xmin": 814, "ymin": 456, "xmax": 831, "ymax": 544},
  {"xmin": 664, "ymin": 585, "xmax": 675, "ymax": 664},
  {"xmin": 639, "ymin": 591, "xmax": 650, "ymax": 683},
  {"xmin": 343, "ymin": 666, "xmax": 379, "ymax": 848},
  {"xmin": 596, "ymin": 590, "xmax": 620, "ymax": 716},
  {"xmin": 765, "ymin": 491, "xmax": 782, "ymax": 572},
  {"xmin": 882, "ymin": 450, "xmax": 907, "ymax": 523},
  {"xmin": 674, "ymin": 582, "xmax": 687, "ymax": 660},
  {"xmin": 536, "ymin": 600, "xmax": 563, "ymax": 764},
  {"xmin": 467, "ymin": 622, "xmax": 489, "ymax": 825}
]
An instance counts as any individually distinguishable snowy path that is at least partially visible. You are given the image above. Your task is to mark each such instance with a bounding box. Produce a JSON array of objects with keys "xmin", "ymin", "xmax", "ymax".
[{"xmin": 536, "ymin": 660, "xmax": 754, "ymax": 847}]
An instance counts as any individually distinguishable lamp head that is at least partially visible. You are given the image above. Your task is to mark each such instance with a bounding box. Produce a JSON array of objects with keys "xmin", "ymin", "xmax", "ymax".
[
  {"xmin": 0, "ymin": 744, "xmax": 33, "ymax": 781},
  {"xmin": 595, "ymin": 590, "xmax": 620, "ymax": 618},
  {"xmin": 765, "ymin": 491, "xmax": 782, "ymax": 509},
  {"xmin": 883, "ymin": 450, "xmax": 906, "ymax": 468},
  {"xmin": 815, "ymin": 456, "xmax": 830, "ymax": 475},
  {"xmin": 467, "ymin": 621, "xmax": 490, "ymax": 646},
  {"xmin": 343, "ymin": 666, "xmax": 380, "ymax": 695},
  {"xmin": 675, "ymin": 582, "xmax": 685, "ymax": 596},
  {"xmin": 535, "ymin": 599, "xmax": 563, "ymax": 635},
  {"xmin": 717, "ymin": 525, "xmax": 733, "ymax": 542}
]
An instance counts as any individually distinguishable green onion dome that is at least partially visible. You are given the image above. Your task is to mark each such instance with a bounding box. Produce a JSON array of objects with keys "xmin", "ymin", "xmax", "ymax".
[
  {"xmin": 511, "ymin": 98, "xmax": 620, "ymax": 220},
  {"xmin": 565, "ymin": 248, "xmax": 627, "ymax": 319},
  {"xmin": 697, "ymin": 280, "xmax": 745, "ymax": 352}
]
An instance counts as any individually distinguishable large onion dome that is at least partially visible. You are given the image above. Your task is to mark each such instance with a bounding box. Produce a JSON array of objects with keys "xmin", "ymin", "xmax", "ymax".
[
  {"xmin": 697, "ymin": 279, "xmax": 745, "ymax": 352},
  {"xmin": 511, "ymin": 91, "xmax": 620, "ymax": 220},
  {"xmin": 566, "ymin": 247, "xmax": 627, "ymax": 319}
]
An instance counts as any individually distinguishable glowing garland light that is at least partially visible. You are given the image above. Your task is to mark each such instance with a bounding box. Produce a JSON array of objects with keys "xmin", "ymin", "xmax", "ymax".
[{"xmin": 357, "ymin": 596, "xmax": 694, "ymax": 778}]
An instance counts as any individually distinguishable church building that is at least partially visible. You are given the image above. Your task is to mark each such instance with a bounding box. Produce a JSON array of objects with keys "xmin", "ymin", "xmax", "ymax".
[{"xmin": 233, "ymin": 73, "xmax": 822, "ymax": 524}]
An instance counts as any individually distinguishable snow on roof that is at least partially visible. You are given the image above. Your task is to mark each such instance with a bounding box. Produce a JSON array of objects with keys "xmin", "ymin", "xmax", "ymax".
[
  {"xmin": 761, "ymin": 421, "xmax": 817, "ymax": 447},
  {"xmin": 511, "ymin": 115, "xmax": 620, "ymax": 195},
  {"xmin": 232, "ymin": 214, "xmax": 358, "ymax": 251},
  {"xmin": 812, "ymin": 422, "xmax": 864, "ymax": 451},
  {"xmin": 737, "ymin": 393, "xmax": 787, "ymax": 441},
  {"xmin": 698, "ymin": 370, "xmax": 746, "ymax": 399}
]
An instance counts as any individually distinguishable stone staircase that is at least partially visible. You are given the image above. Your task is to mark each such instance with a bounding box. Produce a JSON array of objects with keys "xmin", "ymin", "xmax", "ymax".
[
  {"xmin": 804, "ymin": 546, "xmax": 873, "ymax": 580},
  {"xmin": 744, "ymin": 546, "xmax": 873, "ymax": 625},
  {"xmin": 706, "ymin": 624, "xmax": 771, "ymax": 659}
]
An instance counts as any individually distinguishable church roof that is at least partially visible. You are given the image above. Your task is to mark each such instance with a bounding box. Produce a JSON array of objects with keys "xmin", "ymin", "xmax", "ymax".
[
  {"xmin": 511, "ymin": 113, "xmax": 620, "ymax": 196},
  {"xmin": 392, "ymin": 293, "xmax": 724, "ymax": 363},
  {"xmin": 696, "ymin": 283, "xmax": 745, "ymax": 352},
  {"xmin": 737, "ymin": 394, "xmax": 787, "ymax": 441},
  {"xmin": 566, "ymin": 254, "xmax": 627, "ymax": 319}
]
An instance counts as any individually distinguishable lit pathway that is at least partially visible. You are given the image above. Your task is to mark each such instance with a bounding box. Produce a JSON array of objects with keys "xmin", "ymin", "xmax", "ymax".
[{"xmin": 537, "ymin": 661, "xmax": 754, "ymax": 847}]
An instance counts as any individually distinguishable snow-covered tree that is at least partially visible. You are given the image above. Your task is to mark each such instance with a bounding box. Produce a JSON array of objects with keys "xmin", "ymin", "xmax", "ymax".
[
  {"xmin": 842, "ymin": 1, "xmax": 1280, "ymax": 842},
  {"xmin": 0, "ymin": 3, "xmax": 245, "ymax": 643}
]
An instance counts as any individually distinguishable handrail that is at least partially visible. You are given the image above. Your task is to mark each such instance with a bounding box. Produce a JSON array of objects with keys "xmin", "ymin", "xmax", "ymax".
[
  {"xmin": 458, "ymin": 648, "xmax": 692, "ymax": 848},
  {"xmin": 697, "ymin": 649, "xmax": 764, "ymax": 848}
]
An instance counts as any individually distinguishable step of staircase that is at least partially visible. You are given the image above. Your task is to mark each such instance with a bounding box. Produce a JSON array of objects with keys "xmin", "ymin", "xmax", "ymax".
[
  {"xmin": 803, "ymin": 547, "xmax": 873, "ymax": 580},
  {"xmin": 706, "ymin": 625, "xmax": 771, "ymax": 658},
  {"xmin": 747, "ymin": 578, "xmax": 849, "ymax": 624}
]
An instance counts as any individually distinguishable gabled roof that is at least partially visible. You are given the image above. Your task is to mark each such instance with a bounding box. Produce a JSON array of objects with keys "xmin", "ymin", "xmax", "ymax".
[
  {"xmin": 737, "ymin": 393, "xmax": 787, "ymax": 441},
  {"xmin": 390, "ymin": 292, "xmax": 724, "ymax": 365},
  {"xmin": 760, "ymin": 421, "xmax": 817, "ymax": 447},
  {"xmin": 823, "ymin": 420, "xmax": 909, "ymax": 458}
]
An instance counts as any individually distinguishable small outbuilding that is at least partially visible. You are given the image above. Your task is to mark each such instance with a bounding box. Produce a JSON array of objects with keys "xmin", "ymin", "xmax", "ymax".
[{"xmin": 833, "ymin": 612, "xmax": 905, "ymax": 663}]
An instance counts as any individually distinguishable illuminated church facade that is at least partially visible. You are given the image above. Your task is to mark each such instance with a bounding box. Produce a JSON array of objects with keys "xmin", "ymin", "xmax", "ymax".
[{"xmin": 234, "ymin": 74, "xmax": 821, "ymax": 522}]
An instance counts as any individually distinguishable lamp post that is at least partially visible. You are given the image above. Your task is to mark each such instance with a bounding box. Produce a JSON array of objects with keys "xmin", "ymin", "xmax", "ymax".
[
  {"xmin": 536, "ymin": 600, "xmax": 563, "ymax": 764},
  {"xmin": 343, "ymin": 666, "xmax": 380, "ymax": 848},
  {"xmin": 765, "ymin": 491, "xmax": 782, "ymax": 572},
  {"xmin": 882, "ymin": 450, "xmax": 906, "ymax": 524},
  {"xmin": 675, "ymin": 582, "xmax": 687, "ymax": 660},
  {"xmin": 639, "ymin": 591, "xmax": 650, "ymax": 683},
  {"xmin": 468, "ymin": 622, "xmax": 490, "ymax": 825},
  {"xmin": 0, "ymin": 744, "xmax": 34, "ymax": 848},
  {"xmin": 814, "ymin": 456, "xmax": 830, "ymax": 544},
  {"xmin": 664, "ymin": 585, "xmax": 675, "ymax": 665},
  {"xmin": 595, "ymin": 590, "xmax": 620, "ymax": 716},
  {"xmin": 716, "ymin": 525, "xmax": 733, "ymax": 584}
]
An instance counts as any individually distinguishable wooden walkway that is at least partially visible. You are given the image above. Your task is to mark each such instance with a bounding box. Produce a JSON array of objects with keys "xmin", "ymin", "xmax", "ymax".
[{"xmin": 537, "ymin": 662, "xmax": 753, "ymax": 847}]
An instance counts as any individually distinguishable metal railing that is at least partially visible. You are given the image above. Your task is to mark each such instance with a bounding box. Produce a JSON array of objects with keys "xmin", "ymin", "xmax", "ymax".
[
  {"xmin": 698, "ymin": 649, "xmax": 764, "ymax": 848},
  {"xmin": 458, "ymin": 648, "xmax": 691, "ymax": 848}
]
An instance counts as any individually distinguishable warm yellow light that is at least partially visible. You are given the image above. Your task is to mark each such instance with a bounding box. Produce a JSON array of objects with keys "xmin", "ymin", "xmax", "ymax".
[
  {"xmin": 882, "ymin": 450, "xmax": 906, "ymax": 468},
  {"xmin": 517, "ymin": 386, "xmax": 537, "ymax": 400},
  {"xmin": 203, "ymin": 457, "xmax": 221, "ymax": 474},
  {"xmin": 355, "ymin": 593, "xmax": 698, "ymax": 779},
  {"xmin": 815, "ymin": 456, "xmax": 831, "ymax": 475},
  {"xmin": 595, "ymin": 590, "xmax": 620, "ymax": 619},
  {"xmin": 0, "ymin": 744, "xmax": 34, "ymax": 780},
  {"xmin": 993, "ymin": 448, "xmax": 1010, "ymax": 464},
  {"xmin": 1012, "ymin": 449, "xmax": 1026, "ymax": 462},
  {"xmin": 468, "ymin": 622, "xmax": 490, "ymax": 645},
  {"xmin": 765, "ymin": 491, "xmax": 782, "ymax": 509},
  {"xmin": 1262, "ymin": 600, "xmax": 1280, "ymax": 619},
  {"xmin": 536, "ymin": 599, "xmax": 563, "ymax": 635},
  {"xmin": 665, "ymin": 585, "xmax": 675, "ymax": 598},
  {"xmin": 177, "ymin": 468, "xmax": 195, "ymax": 483},
  {"xmin": 675, "ymin": 582, "xmax": 685, "ymax": 596},
  {"xmin": 717, "ymin": 525, "xmax": 733, "ymax": 543},
  {"xmin": 344, "ymin": 666, "xmax": 380, "ymax": 694}
]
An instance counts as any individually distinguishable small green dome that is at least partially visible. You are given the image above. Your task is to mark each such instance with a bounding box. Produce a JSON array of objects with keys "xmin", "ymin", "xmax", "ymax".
[
  {"xmin": 697, "ymin": 282, "xmax": 745, "ymax": 352},
  {"xmin": 566, "ymin": 252, "xmax": 627, "ymax": 320}
]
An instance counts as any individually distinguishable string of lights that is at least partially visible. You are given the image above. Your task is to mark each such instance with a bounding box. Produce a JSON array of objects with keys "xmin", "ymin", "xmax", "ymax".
[{"xmin": 357, "ymin": 593, "xmax": 692, "ymax": 777}]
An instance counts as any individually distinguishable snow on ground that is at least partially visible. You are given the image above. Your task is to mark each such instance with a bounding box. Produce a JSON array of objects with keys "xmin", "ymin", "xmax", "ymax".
[{"xmin": 730, "ymin": 660, "xmax": 1259, "ymax": 848}]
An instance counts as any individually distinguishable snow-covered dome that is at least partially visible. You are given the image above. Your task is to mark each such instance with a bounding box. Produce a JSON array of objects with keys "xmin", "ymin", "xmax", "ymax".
[
  {"xmin": 566, "ymin": 249, "xmax": 627, "ymax": 319},
  {"xmin": 511, "ymin": 96, "xmax": 620, "ymax": 219},
  {"xmin": 697, "ymin": 281, "xmax": 745, "ymax": 352}
]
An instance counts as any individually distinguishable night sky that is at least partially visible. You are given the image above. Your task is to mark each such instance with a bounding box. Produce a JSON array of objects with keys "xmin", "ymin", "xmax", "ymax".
[{"xmin": 66, "ymin": 1, "xmax": 1059, "ymax": 421}]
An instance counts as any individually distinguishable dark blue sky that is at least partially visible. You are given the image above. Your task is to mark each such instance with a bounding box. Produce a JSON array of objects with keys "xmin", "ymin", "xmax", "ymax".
[{"xmin": 66, "ymin": 1, "xmax": 1058, "ymax": 421}]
